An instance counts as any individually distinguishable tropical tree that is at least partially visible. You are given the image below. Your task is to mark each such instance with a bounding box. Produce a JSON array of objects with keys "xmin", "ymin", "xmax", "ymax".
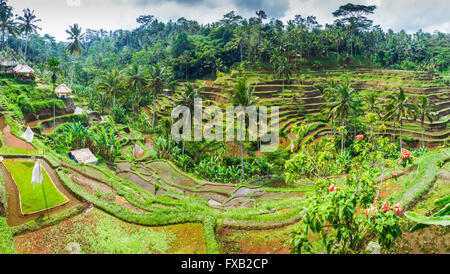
[
  {"xmin": 17, "ymin": 8, "xmax": 41, "ymax": 61},
  {"xmin": 147, "ymin": 63, "xmax": 168, "ymax": 129},
  {"xmin": 364, "ymin": 93, "xmax": 381, "ymax": 141},
  {"xmin": 274, "ymin": 54, "xmax": 291, "ymax": 102},
  {"xmin": 176, "ymin": 82, "xmax": 201, "ymax": 155},
  {"xmin": 96, "ymin": 69, "xmax": 123, "ymax": 111},
  {"xmin": 384, "ymin": 87, "xmax": 416, "ymax": 152},
  {"xmin": 228, "ymin": 78, "xmax": 258, "ymax": 179},
  {"xmin": 321, "ymin": 80, "xmax": 339, "ymax": 137},
  {"xmin": 0, "ymin": 3, "xmax": 17, "ymax": 52},
  {"xmin": 46, "ymin": 57, "xmax": 62, "ymax": 87},
  {"xmin": 124, "ymin": 63, "xmax": 146, "ymax": 113},
  {"xmin": 416, "ymin": 96, "xmax": 435, "ymax": 148},
  {"xmin": 325, "ymin": 82, "xmax": 358, "ymax": 155},
  {"xmin": 65, "ymin": 24, "xmax": 86, "ymax": 87}
]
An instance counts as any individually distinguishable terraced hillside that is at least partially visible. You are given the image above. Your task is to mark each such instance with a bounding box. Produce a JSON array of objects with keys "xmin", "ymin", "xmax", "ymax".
[{"xmin": 198, "ymin": 68, "xmax": 449, "ymax": 149}]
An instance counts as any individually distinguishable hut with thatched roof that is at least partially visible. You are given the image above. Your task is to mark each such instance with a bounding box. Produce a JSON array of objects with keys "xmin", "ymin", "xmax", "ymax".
[
  {"xmin": 0, "ymin": 60, "xmax": 18, "ymax": 73},
  {"xmin": 55, "ymin": 84, "xmax": 72, "ymax": 98},
  {"xmin": 69, "ymin": 148, "xmax": 98, "ymax": 165},
  {"xmin": 13, "ymin": 64, "xmax": 35, "ymax": 82}
]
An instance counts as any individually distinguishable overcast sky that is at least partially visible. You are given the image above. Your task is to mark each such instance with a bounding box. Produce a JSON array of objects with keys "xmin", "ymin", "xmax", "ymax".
[{"xmin": 8, "ymin": 0, "xmax": 450, "ymax": 41}]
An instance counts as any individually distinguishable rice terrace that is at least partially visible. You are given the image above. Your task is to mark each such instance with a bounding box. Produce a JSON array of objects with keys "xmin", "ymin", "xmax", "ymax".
[{"xmin": 0, "ymin": 0, "xmax": 449, "ymax": 259}]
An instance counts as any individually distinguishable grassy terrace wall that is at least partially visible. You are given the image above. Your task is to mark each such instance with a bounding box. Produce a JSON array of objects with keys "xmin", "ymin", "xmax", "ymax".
[{"xmin": 395, "ymin": 148, "xmax": 450, "ymax": 210}]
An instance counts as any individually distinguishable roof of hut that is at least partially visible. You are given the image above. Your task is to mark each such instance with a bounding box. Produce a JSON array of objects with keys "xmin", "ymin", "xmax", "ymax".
[
  {"xmin": 13, "ymin": 64, "xmax": 35, "ymax": 75},
  {"xmin": 54, "ymin": 84, "xmax": 72, "ymax": 95},
  {"xmin": 69, "ymin": 148, "xmax": 98, "ymax": 165}
]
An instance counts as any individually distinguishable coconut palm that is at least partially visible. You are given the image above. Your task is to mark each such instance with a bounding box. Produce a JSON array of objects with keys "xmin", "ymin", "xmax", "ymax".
[
  {"xmin": 124, "ymin": 64, "xmax": 146, "ymax": 113},
  {"xmin": 17, "ymin": 8, "xmax": 41, "ymax": 61},
  {"xmin": 364, "ymin": 93, "xmax": 381, "ymax": 141},
  {"xmin": 321, "ymin": 80, "xmax": 339, "ymax": 137},
  {"xmin": 46, "ymin": 57, "xmax": 62, "ymax": 87},
  {"xmin": 384, "ymin": 87, "xmax": 416, "ymax": 152},
  {"xmin": 176, "ymin": 82, "xmax": 202, "ymax": 155},
  {"xmin": 325, "ymin": 82, "xmax": 358, "ymax": 155},
  {"xmin": 274, "ymin": 55, "xmax": 291, "ymax": 102},
  {"xmin": 416, "ymin": 96, "xmax": 435, "ymax": 148},
  {"xmin": 228, "ymin": 78, "xmax": 258, "ymax": 179},
  {"xmin": 96, "ymin": 69, "xmax": 123, "ymax": 111},
  {"xmin": 0, "ymin": 5, "xmax": 18, "ymax": 52},
  {"xmin": 147, "ymin": 63, "xmax": 168, "ymax": 129},
  {"xmin": 65, "ymin": 24, "xmax": 86, "ymax": 87}
]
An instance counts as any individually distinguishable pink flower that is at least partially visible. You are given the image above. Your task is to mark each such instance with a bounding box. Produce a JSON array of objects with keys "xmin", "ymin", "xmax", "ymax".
[
  {"xmin": 382, "ymin": 201, "xmax": 390, "ymax": 212},
  {"xmin": 290, "ymin": 144, "xmax": 295, "ymax": 152},
  {"xmin": 345, "ymin": 174, "xmax": 350, "ymax": 179},
  {"xmin": 356, "ymin": 135, "xmax": 364, "ymax": 140},
  {"xmin": 365, "ymin": 204, "xmax": 379, "ymax": 219},
  {"xmin": 401, "ymin": 148, "xmax": 411, "ymax": 160},
  {"xmin": 392, "ymin": 170, "xmax": 398, "ymax": 177},
  {"xmin": 394, "ymin": 203, "xmax": 402, "ymax": 215},
  {"xmin": 329, "ymin": 184, "xmax": 337, "ymax": 192}
]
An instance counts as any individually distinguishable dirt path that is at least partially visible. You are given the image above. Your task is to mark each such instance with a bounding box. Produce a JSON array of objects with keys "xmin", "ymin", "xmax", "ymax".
[
  {"xmin": 2, "ymin": 158, "xmax": 82, "ymax": 226},
  {"xmin": 0, "ymin": 116, "xmax": 35, "ymax": 150}
]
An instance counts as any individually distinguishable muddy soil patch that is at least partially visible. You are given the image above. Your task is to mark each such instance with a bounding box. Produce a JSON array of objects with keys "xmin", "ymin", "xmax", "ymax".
[
  {"xmin": 147, "ymin": 161, "xmax": 198, "ymax": 188},
  {"xmin": 2, "ymin": 158, "xmax": 81, "ymax": 226}
]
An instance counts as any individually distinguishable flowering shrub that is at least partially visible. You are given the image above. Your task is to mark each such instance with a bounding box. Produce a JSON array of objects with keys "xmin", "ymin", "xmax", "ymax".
[
  {"xmin": 329, "ymin": 184, "xmax": 337, "ymax": 192},
  {"xmin": 289, "ymin": 136, "xmax": 402, "ymax": 254},
  {"xmin": 401, "ymin": 148, "xmax": 412, "ymax": 167},
  {"xmin": 356, "ymin": 135, "xmax": 364, "ymax": 140}
]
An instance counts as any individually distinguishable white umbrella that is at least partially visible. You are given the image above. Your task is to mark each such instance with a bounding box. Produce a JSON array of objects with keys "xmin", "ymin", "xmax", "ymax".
[
  {"xmin": 31, "ymin": 160, "xmax": 43, "ymax": 190},
  {"xmin": 0, "ymin": 156, "xmax": 3, "ymax": 163},
  {"xmin": 21, "ymin": 126, "xmax": 34, "ymax": 143}
]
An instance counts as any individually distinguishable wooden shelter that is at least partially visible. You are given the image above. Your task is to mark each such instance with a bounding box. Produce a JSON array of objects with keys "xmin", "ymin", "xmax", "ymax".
[
  {"xmin": 69, "ymin": 148, "xmax": 98, "ymax": 165},
  {"xmin": 13, "ymin": 64, "xmax": 35, "ymax": 82},
  {"xmin": 0, "ymin": 60, "xmax": 18, "ymax": 73},
  {"xmin": 54, "ymin": 84, "xmax": 72, "ymax": 98}
]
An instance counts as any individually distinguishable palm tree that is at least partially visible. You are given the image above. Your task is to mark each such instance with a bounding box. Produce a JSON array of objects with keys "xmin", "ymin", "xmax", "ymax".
[
  {"xmin": 228, "ymin": 78, "xmax": 258, "ymax": 179},
  {"xmin": 326, "ymin": 82, "xmax": 358, "ymax": 155},
  {"xmin": 364, "ymin": 93, "xmax": 381, "ymax": 141},
  {"xmin": 416, "ymin": 96, "xmax": 435, "ymax": 148},
  {"xmin": 321, "ymin": 80, "xmax": 339, "ymax": 137},
  {"xmin": 17, "ymin": 8, "xmax": 41, "ymax": 61},
  {"xmin": 176, "ymin": 83, "xmax": 201, "ymax": 156},
  {"xmin": 147, "ymin": 63, "xmax": 167, "ymax": 129},
  {"xmin": 46, "ymin": 57, "xmax": 62, "ymax": 87},
  {"xmin": 274, "ymin": 55, "xmax": 291, "ymax": 102},
  {"xmin": 65, "ymin": 24, "xmax": 86, "ymax": 87},
  {"xmin": 124, "ymin": 64, "xmax": 146, "ymax": 113},
  {"xmin": 0, "ymin": 5, "xmax": 18, "ymax": 52},
  {"xmin": 96, "ymin": 69, "xmax": 123, "ymax": 111},
  {"xmin": 384, "ymin": 87, "xmax": 416, "ymax": 152}
]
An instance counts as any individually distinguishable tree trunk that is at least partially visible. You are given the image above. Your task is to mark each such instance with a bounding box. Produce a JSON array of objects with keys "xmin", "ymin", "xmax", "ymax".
[
  {"xmin": 152, "ymin": 96, "xmax": 157, "ymax": 129},
  {"xmin": 1, "ymin": 30, "xmax": 5, "ymax": 52},
  {"xmin": 421, "ymin": 122, "xmax": 425, "ymax": 148},
  {"xmin": 24, "ymin": 35, "xmax": 29, "ymax": 61},
  {"xmin": 240, "ymin": 141, "xmax": 245, "ymax": 179},
  {"xmin": 70, "ymin": 55, "xmax": 75, "ymax": 88},
  {"xmin": 400, "ymin": 120, "xmax": 403, "ymax": 152},
  {"xmin": 341, "ymin": 115, "xmax": 345, "ymax": 156}
]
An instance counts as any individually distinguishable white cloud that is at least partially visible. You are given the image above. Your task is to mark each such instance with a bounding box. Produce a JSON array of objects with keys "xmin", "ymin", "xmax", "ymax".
[{"xmin": 8, "ymin": 0, "xmax": 449, "ymax": 41}]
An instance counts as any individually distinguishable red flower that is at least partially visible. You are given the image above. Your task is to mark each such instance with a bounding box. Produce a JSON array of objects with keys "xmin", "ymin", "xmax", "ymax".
[
  {"xmin": 392, "ymin": 170, "xmax": 398, "ymax": 177},
  {"xmin": 394, "ymin": 203, "xmax": 402, "ymax": 215},
  {"xmin": 345, "ymin": 174, "xmax": 350, "ymax": 179},
  {"xmin": 401, "ymin": 148, "xmax": 411, "ymax": 160},
  {"xmin": 356, "ymin": 135, "xmax": 364, "ymax": 140},
  {"xmin": 290, "ymin": 144, "xmax": 295, "ymax": 152},
  {"xmin": 365, "ymin": 204, "xmax": 379, "ymax": 219},
  {"xmin": 329, "ymin": 184, "xmax": 337, "ymax": 192},
  {"xmin": 382, "ymin": 200, "xmax": 390, "ymax": 212}
]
